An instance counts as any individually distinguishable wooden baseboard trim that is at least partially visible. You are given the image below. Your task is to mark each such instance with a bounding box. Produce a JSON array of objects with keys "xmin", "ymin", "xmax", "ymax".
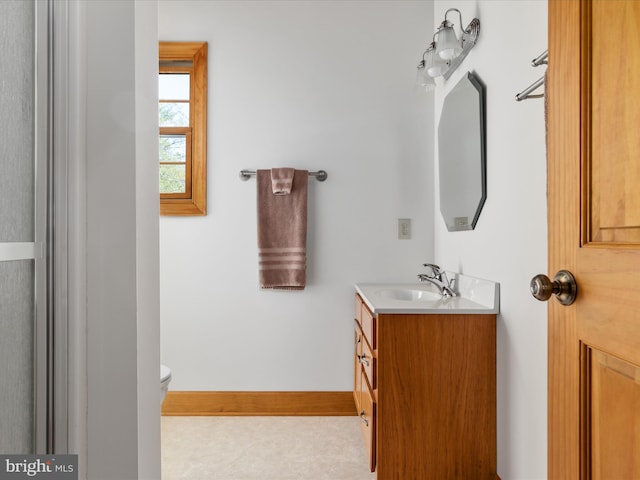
[{"xmin": 162, "ymin": 391, "xmax": 357, "ymax": 416}]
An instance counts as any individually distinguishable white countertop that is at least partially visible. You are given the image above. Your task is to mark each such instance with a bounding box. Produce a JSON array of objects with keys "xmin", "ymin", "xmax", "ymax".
[{"xmin": 355, "ymin": 273, "xmax": 500, "ymax": 315}]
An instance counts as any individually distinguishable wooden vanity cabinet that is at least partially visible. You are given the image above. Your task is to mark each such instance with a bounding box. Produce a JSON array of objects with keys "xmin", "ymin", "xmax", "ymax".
[
  {"xmin": 354, "ymin": 297, "xmax": 376, "ymax": 472},
  {"xmin": 353, "ymin": 293, "xmax": 498, "ymax": 479}
]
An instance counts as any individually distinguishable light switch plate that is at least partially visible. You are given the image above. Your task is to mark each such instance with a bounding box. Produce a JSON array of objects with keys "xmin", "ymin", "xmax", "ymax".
[{"xmin": 398, "ymin": 218, "xmax": 411, "ymax": 239}]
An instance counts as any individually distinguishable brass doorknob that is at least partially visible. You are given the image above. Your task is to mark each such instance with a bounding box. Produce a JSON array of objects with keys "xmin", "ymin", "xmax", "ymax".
[{"xmin": 530, "ymin": 270, "xmax": 577, "ymax": 306}]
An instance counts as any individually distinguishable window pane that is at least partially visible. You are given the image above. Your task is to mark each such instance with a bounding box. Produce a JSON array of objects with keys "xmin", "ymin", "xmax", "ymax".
[
  {"xmin": 159, "ymin": 165, "xmax": 186, "ymax": 194},
  {"xmin": 159, "ymin": 73, "xmax": 189, "ymax": 100},
  {"xmin": 159, "ymin": 135, "xmax": 186, "ymax": 163},
  {"xmin": 159, "ymin": 103, "xmax": 189, "ymax": 127}
]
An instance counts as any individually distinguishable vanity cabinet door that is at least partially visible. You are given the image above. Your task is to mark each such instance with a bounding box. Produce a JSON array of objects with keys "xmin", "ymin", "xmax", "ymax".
[
  {"xmin": 354, "ymin": 295, "xmax": 377, "ymax": 473},
  {"xmin": 360, "ymin": 334, "xmax": 376, "ymax": 390},
  {"xmin": 353, "ymin": 321, "xmax": 363, "ymax": 413},
  {"xmin": 359, "ymin": 379, "xmax": 376, "ymax": 473},
  {"xmin": 354, "ymin": 333, "xmax": 376, "ymax": 473},
  {"xmin": 359, "ymin": 298, "xmax": 376, "ymax": 349}
]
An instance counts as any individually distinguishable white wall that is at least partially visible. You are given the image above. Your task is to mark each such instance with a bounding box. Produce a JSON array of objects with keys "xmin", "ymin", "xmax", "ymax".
[
  {"xmin": 159, "ymin": 1, "xmax": 434, "ymax": 391},
  {"xmin": 433, "ymin": 1, "xmax": 548, "ymax": 479}
]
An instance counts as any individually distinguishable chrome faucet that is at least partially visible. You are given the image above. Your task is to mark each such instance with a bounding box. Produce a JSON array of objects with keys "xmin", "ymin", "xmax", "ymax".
[{"xmin": 417, "ymin": 263, "xmax": 457, "ymax": 297}]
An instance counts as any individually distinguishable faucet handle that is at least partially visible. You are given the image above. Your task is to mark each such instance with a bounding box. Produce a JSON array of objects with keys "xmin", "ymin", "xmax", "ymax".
[
  {"xmin": 422, "ymin": 263, "xmax": 442, "ymax": 278},
  {"xmin": 448, "ymin": 277, "xmax": 457, "ymax": 291}
]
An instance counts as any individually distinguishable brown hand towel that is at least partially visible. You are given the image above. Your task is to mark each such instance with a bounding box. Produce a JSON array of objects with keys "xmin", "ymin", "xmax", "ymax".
[
  {"xmin": 257, "ymin": 169, "xmax": 308, "ymax": 290},
  {"xmin": 271, "ymin": 167, "xmax": 295, "ymax": 195}
]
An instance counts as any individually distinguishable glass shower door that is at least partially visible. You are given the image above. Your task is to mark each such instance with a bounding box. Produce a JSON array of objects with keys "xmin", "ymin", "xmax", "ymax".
[{"xmin": 0, "ymin": 0, "xmax": 48, "ymax": 453}]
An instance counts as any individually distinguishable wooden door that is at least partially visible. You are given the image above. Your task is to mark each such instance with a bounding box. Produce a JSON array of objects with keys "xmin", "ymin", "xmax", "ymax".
[{"xmin": 548, "ymin": 0, "xmax": 640, "ymax": 478}]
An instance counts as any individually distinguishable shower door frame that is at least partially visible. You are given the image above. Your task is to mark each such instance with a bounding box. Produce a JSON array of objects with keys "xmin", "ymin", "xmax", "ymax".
[
  {"xmin": 40, "ymin": 0, "xmax": 71, "ymax": 453},
  {"xmin": 47, "ymin": 0, "xmax": 71, "ymax": 454}
]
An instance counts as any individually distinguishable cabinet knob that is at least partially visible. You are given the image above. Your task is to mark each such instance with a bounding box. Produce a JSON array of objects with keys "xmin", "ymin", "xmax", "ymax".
[
  {"xmin": 357, "ymin": 354, "xmax": 370, "ymax": 367},
  {"xmin": 359, "ymin": 410, "xmax": 369, "ymax": 427}
]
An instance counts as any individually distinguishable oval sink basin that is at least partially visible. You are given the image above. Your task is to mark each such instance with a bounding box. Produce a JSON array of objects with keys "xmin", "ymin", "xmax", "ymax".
[{"xmin": 377, "ymin": 289, "xmax": 441, "ymax": 302}]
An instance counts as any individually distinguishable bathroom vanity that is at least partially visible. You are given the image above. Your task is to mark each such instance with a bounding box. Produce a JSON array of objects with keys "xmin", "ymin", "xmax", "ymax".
[{"xmin": 353, "ymin": 276, "xmax": 499, "ymax": 479}]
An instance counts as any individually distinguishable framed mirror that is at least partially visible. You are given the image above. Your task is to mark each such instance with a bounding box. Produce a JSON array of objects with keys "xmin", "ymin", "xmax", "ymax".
[{"xmin": 438, "ymin": 71, "xmax": 486, "ymax": 231}]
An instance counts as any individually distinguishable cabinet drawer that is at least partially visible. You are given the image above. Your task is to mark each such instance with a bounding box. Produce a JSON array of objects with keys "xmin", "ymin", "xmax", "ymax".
[
  {"xmin": 359, "ymin": 335, "xmax": 376, "ymax": 390},
  {"xmin": 359, "ymin": 380, "xmax": 376, "ymax": 473},
  {"xmin": 354, "ymin": 320, "xmax": 363, "ymax": 358},
  {"xmin": 359, "ymin": 298, "xmax": 376, "ymax": 348},
  {"xmin": 353, "ymin": 322, "xmax": 363, "ymax": 412}
]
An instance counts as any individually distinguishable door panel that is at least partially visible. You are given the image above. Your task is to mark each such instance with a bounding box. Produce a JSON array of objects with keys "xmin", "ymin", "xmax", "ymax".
[
  {"xmin": 0, "ymin": 1, "xmax": 35, "ymax": 244},
  {"xmin": 589, "ymin": 348, "xmax": 640, "ymax": 479},
  {"xmin": 0, "ymin": 0, "xmax": 49, "ymax": 454},
  {"xmin": 577, "ymin": 248, "xmax": 640, "ymax": 365},
  {"xmin": 0, "ymin": 0, "xmax": 36, "ymax": 453},
  {"xmin": 548, "ymin": 0, "xmax": 640, "ymax": 478},
  {"xmin": 0, "ymin": 261, "xmax": 35, "ymax": 453},
  {"xmin": 588, "ymin": 0, "xmax": 640, "ymax": 243}
]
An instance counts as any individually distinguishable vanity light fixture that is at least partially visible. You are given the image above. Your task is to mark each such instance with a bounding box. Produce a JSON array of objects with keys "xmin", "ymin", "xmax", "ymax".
[{"xmin": 415, "ymin": 8, "xmax": 480, "ymax": 89}]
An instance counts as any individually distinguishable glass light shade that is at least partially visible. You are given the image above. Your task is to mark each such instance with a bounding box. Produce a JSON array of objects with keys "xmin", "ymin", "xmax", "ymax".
[
  {"xmin": 425, "ymin": 48, "xmax": 449, "ymax": 78},
  {"xmin": 415, "ymin": 64, "xmax": 436, "ymax": 91},
  {"xmin": 435, "ymin": 24, "xmax": 462, "ymax": 60}
]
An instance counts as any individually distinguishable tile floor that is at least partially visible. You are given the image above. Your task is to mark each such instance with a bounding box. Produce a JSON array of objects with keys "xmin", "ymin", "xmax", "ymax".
[{"xmin": 161, "ymin": 416, "xmax": 377, "ymax": 480}]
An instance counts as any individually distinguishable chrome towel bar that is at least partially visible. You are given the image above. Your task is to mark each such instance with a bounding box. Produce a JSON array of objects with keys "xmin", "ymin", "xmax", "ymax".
[
  {"xmin": 531, "ymin": 49, "xmax": 548, "ymax": 67},
  {"xmin": 516, "ymin": 76, "xmax": 545, "ymax": 101},
  {"xmin": 239, "ymin": 169, "xmax": 328, "ymax": 182},
  {"xmin": 516, "ymin": 49, "xmax": 547, "ymax": 101}
]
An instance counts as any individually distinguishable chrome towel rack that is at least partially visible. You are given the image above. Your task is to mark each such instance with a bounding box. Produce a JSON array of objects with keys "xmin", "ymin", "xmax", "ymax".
[
  {"xmin": 239, "ymin": 169, "xmax": 328, "ymax": 182},
  {"xmin": 516, "ymin": 49, "xmax": 547, "ymax": 101},
  {"xmin": 531, "ymin": 49, "xmax": 548, "ymax": 67}
]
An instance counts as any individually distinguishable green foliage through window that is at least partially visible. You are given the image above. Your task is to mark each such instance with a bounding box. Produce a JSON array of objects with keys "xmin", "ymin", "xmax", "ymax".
[
  {"xmin": 159, "ymin": 135, "xmax": 186, "ymax": 193},
  {"xmin": 159, "ymin": 103, "xmax": 189, "ymax": 127},
  {"xmin": 159, "ymin": 135, "xmax": 186, "ymax": 163},
  {"xmin": 160, "ymin": 164, "xmax": 186, "ymax": 194}
]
